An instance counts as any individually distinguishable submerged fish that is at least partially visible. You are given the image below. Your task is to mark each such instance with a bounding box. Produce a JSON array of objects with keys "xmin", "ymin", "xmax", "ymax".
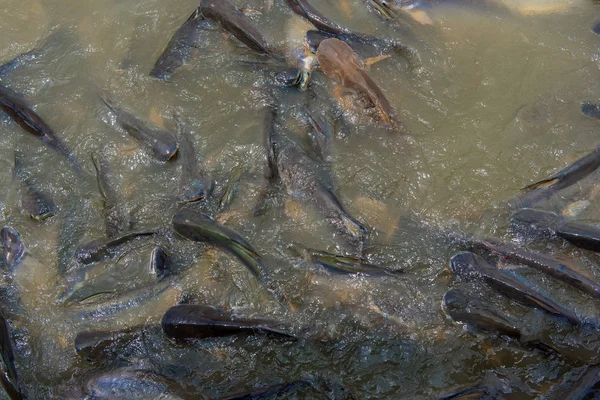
[
  {"xmin": 316, "ymin": 38, "xmax": 398, "ymax": 128},
  {"xmin": 0, "ymin": 228, "xmax": 25, "ymax": 270},
  {"xmin": 150, "ymin": 7, "xmax": 208, "ymax": 80},
  {"xmin": 469, "ymin": 236, "xmax": 600, "ymax": 300},
  {"xmin": 149, "ymin": 246, "xmax": 169, "ymax": 279},
  {"xmin": 510, "ymin": 146, "xmax": 600, "ymax": 208},
  {"xmin": 543, "ymin": 364, "xmax": 600, "ymax": 400},
  {"xmin": 217, "ymin": 164, "xmax": 242, "ymax": 212},
  {"xmin": 264, "ymin": 105, "xmax": 367, "ymax": 248},
  {"xmin": 0, "ymin": 84, "xmax": 82, "ymax": 173},
  {"xmin": 98, "ymin": 91, "xmax": 179, "ymax": 162},
  {"xmin": 216, "ymin": 380, "xmax": 313, "ymax": 400},
  {"xmin": 289, "ymin": 243, "xmax": 402, "ymax": 276},
  {"xmin": 83, "ymin": 368, "xmax": 183, "ymax": 400},
  {"xmin": 91, "ymin": 153, "xmax": 130, "ymax": 237},
  {"xmin": 0, "ymin": 315, "xmax": 23, "ymax": 400},
  {"xmin": 13, "ymin": 150, "xmax": 54, "ymax": 221},
  {"xmin": 511, "ymin": 208, "xmax": 600, "ymax": 253},
  {"xmin": 75, "ymin": 230, "xmax": 157, "ymax": 265},
  {"xmin": 161, "ymin": 304, "xmax": 295, "ymax": 340},
  {"xmin": 175, "ymin": 114, "xmax": 211, "ymax": 203},
  {"xmin": 74, "ymin": 325, "xmax": 146, "ymax": 362},
  {"xmin": 200, "ymin": 0, "xmax": 275, "ymax": 57},
  {"xmin": 172, "ymin": 209, "xmax": 263, "ymax": 279},
  {"xmin": 450, "ymin": 251, "xmax": 581, "ymax": 326}
]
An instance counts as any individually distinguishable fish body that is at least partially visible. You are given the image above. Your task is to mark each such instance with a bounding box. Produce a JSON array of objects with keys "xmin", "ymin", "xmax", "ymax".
[
  {"xmin": 470, "ymin": 236, "xmax": 600, "ymax": 300},
  {"xmin": 74, "ymin": 325, "xmax": 145, "ymax": 362},
  {"xmin": 216, "ymin": 380, "xmax": 312, "ymax": 400},
  {"xmin": 150, "ymin": 7, "xmax": 207, "ymax": 80},
  {"xmin": 172, "ymin": 209, "xmax": 263, "ymax": 279},
  {"xmin": 0, "ymin": 84, "xmax": 81, "ymax": 173},
  {"xmin": 13, "ymin": 150, "xmax": 54, "ymax": 221},
  {"xmin": 161, "ymin": 304, "xmax": 295, "ymax": 340},
  {"xmin": 0, "ymin": 315, "xmax": 23, "ymax": 400},
  {"xmin": 75, "ymin": 230, "xmax": 157, "ymax": 265},
  {"xmin": 450, "ymin": 251, "xmax": 581, "ymax": 325},
  {"xmin": 84, "ymin": 368, "xmax": 181, "ymax": 400},
  {"xmin": 91, "ymin": 153, "xmax": 129, "ymax": 237},
  {"xmin": 511, "ymin": 208, "xmax": 600, "ymax": 252},
  {"xmin": 200, "ymin": 0, "xmax": 274, "ymax": 57},
  {"xmin": 149, "ymin": 247, "xmax": 169, "ymax": 279},
  {"xmin": 175, "ymin": 115, "xmax": 211, "ymax": 203},
  {"xmin": 0, "ymin": 228, "xmax": 24, "ymax": 269},
  {"xmin": 316, "ymin": 38, "xmax": 397, "ymax": 127},
  {"xmin": 290, "ymin": 243, "xmax": 400, "ymax": 276},
  {"xmin": 98, "ymin": 92, "xmax": 179, "ymax": 162}
]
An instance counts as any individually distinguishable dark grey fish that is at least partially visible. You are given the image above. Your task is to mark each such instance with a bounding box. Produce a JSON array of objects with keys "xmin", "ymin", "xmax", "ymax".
[
  {"xmin": 97, "ymin": 91, "xmax": 179, "ymax": 162},
  {"xmin": 0, "ymin": 371, "xmax": 22, "ymax": 400},
  {"xmin": 0, "ymin": 84, "xmax": 82, "ymax": 173},
  {"xmin": 218, "ymin": 164, "xmax": 242, "ymax": 212},
  {"xmin": 0, "ymin": 228, "xmax": 24, "ymax": 270},
  {"xmin": 594, "ymin": 20, "xmax": 600, "ymax": 35},
  {"xmin": 0, "ymin": 315, "xmax": 23, "ymax": 400},
  {"xmin": 216, "ymin": 380, "xmax": 313, "ymax": 400},
  {"xmin": 174, "ymin": 114, "xmax": 211, "ymax": 203},
  {"xmin": 543, "ymin": 364, "xmax": 600, "ymax": 400},
  {"xmin": 511, "ymin": 208, "xmax": 600, "ymax": 253},
  {"xmin": 304, "ymin": 106, "xmax": 332, "ymax": 161},
  {"xmin": 57, "ymin": 198, "xmax": 91, "ymax": 275},
  {"xmin": 67, "ymin": 280, "xmax": 172, "ymax": 320},
  {"xmin": 74, "ymin": 325, "xmax": 146, "ymax": 362},
  {"xmin": 287, "ymin": 0, "xmax": 416, "ymax": 60},
  {"xmin": 150, "ymin": 7, "xmax": 207, "ymax": 80},
  {"xmin": 13, "ymin": 150, "xmax": 54, "ymax": 221},
  {"xmin": 470, "ymin": 236, "xmax": 600, "ymax": 300},
  {"xmin": 436, "ymin": 384, "xmax": 494, "ymax": 400},
  {"xmin": 91, "ymin": 153, "xmax": 130, "ymax": 238},
  {"xmin": 84, "ymin": 368, "xmax": 181, "ymax": 400},
  {"xmin": 161, "ymin": 304, "xmax": 295, "ymax": 340},
  {"xmin": 450, "ymin": 251, "xmax": 581, "ymax": 326},
  {"xmin": 149, "ymin": 246, "xmax": 169, "ymax": 279},
  {"xmin": 172, "ymin": 209, "xmax": 263, "ymax": 279},
  {"xmin": 522, "ymin": 146, "xmax": 600, "ymax": 193},
  {"xmin": 289, "ymin": 243, "xmax": 401, "ymax": 276},
  {"xmin": 265, "ymin": 107, "xmax": 366, "ymax": 248},
  {"xmin": 75, "ymin": 230, "xmax": 157, "ymax": 265},
  {"xmin": 200, "ymin": 0, "xmax": 275, "ymax": 57}
]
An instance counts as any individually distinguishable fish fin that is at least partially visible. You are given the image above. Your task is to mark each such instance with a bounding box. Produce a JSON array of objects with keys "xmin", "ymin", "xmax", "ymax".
[
  {"xmin": 364, "ymin": 54, "xmax": 391, "ymax": 68},
  {"xmin": 522, "ymin": 177, "xmax": 558, "ymax": 191}
]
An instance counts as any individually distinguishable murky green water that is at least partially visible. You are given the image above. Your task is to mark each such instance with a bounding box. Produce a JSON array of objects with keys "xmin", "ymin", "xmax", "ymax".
[{"xmin": 1, "ymin": 0, "xmax": 600, "ymax": 398}]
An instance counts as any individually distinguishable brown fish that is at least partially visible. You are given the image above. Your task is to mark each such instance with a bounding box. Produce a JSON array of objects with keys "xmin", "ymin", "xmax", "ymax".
[{"xmin": 316, "ymin": 38, "xmax": 397, "ymax": 128}]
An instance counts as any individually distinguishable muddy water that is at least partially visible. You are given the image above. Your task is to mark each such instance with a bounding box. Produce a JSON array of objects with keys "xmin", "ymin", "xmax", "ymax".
[{"xmin": 1, "ymin": 0, "xmax": 600, "ymax": 398}]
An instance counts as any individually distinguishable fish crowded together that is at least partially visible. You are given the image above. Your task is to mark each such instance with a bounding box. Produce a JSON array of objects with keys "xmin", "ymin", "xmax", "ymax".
[{"xmin": 1, "ymin": 0, "xmax": 600, "ymax": 398}]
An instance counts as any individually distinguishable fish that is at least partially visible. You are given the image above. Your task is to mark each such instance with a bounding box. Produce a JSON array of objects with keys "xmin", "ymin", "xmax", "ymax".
[
  {"xmin": 287, "ymin": 0, "xmax": 416, "ymax": 60},
  {"xmin": 593, "ymin": 20, "xmax": 600, "ymax": 35},
  {"xmin": 0, "ymin": 84, "xmax": 82, "ymax": 173},
  {"xmin": 97, "ymin": 91, "xmax": 179, "ymax": 162},
  {"xmin": 543, "ymin": 364, "xmax": 600, "ymax": 400},
  {"xmin": 161, "ymin": 304, "xmax": 296, "ymax": 340},
  {"xmin": 289, "ymin": 243, "xmax": 401, "ymax": 276},
  {"xmin": 13, "ymin": 149, "xmax": 54, "ymax": 221},
  {"xmin": 443, "ymin": 288, "xmax": 522, "ymax": 338},
  {"xmin": 200, "ymin": 0, "xmax": 275, "ymax": 57},
  {"xmin": 510, "ymin": 146, "xmax": 600, "ymax": 208},
  {"xmin": 216, "ymin": 380, "xmax": 313, "ymax": 400},
  {"xmin": 316, "ymin": 38, "xmax": 398, "ymax": 128},
  {"xmin": 75, "ymin": 230, "xmax": 157, "ymax": 265},
  {"xmin": 172, "ymin": 209, "xmax": 263, "ymax": 279},
  {"xmin": 149, "ymin": 246, "xmax": 169, "ymax": 279},
  {"xmin": 218, "ymin": 163, "xmax": 242, "ymax": 212},
  {"xmin": 66, "ymin": 280, "xmax": 173, "ymax": 320},
  {"xmin": 469, "ymin": 236, "xmax": 600, "ymax": 300},
  {"xmin": 450, "ymin": 251, "xmax": 581, "ymax": 326},
  {"xmin": 0, "ymin": 227, "xmax": 25, "ymax": 269},
  {"xmin": 83, "ymin": 368, "xmax": 183, "ymax": 400},
  {"xmin": 264, "ymin": 102, "xmax": 367, "ymax": 248},
  {"xmin": 304, "ymin": 106, "xmax": 332, "ymax": 161},
  {"xmin": 74, "ymin": 325, "xmax": 146, "ymax": 362},
  {"xmin": 174, "ymin": 114, "xmax": 211, "ymax": 203},
  {"xmin": 0, "ymin": 315, "xmax": 23, "ymax": 400},
  {"xmin": 150, "ymin": 7, "xmax": 208, "ymax": 80},
  {"xmin": 511, "ymin": 208, "xmax": 600, "ymax": 253},
  {"xmin": 91, "ymin": 153, "xmax": 130, "ymax": 237}
]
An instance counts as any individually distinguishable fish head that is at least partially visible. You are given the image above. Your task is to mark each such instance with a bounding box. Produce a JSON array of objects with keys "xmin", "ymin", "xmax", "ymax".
[
  {"xmin": 181, "ymin": 177, "xmax": 211, "ymax": 203},
  {"xmin": 450, "ymin": 251, "xmax": 482, "ymax": 281},
  {"xmin": 1, "ymin": 227, "xmax": 24, "ymax": 268}
]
